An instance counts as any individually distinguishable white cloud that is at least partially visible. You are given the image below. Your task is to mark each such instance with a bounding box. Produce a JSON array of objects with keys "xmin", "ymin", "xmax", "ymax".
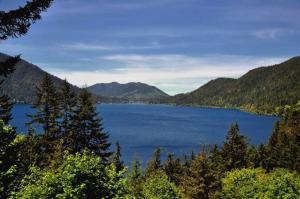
[
  {"xmin": 253, "ymin": 29, "xmax": 293, "ymax": 40},
  {"xmin": 48, "ymin": 54, "xmax": 285, "ymax": 95},
  {"xmin": 62, "ymin": 42, "xmax": 162, "ymax": 51}
]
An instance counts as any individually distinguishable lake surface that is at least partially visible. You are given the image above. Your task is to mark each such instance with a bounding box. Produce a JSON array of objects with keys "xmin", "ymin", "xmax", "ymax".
[{"xmin": 11, "ymin": 104, "xmax": 278, "ymax": 165}]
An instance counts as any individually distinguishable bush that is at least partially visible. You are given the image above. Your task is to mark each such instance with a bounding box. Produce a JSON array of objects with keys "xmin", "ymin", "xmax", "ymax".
[
  {"xmin": 11, "ymin": 151, "xmax": 129, "ymax": 199},
  {"xmin": 142, "ymin": 170, "xmax": 183, "ymax": 199},
  {"xmin": 221, "ymin": 168, "xmax": 300, "ymax": 199}
]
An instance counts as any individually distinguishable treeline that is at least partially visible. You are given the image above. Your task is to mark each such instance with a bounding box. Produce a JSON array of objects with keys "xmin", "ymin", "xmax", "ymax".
[
  {"xmin": 170, "ymin": 57, "xmax": 300, "ymax": 115},
  {"xmin": 0, "ymin": 74, "xmax": 300, "ymax": 198}
]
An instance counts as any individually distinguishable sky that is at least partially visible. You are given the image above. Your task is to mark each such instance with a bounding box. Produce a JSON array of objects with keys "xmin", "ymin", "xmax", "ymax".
[{"xmin": 0, "ymin": 0, "xmax": 300, "ymax": 95}]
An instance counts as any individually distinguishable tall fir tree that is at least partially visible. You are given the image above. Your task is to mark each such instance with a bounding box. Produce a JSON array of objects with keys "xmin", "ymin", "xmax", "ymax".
[
  {"xmin": 220, "ymin": 123, "xmax": 248, "ymax": 171},
  {"xmin": 58, "ymin": 80, "xmax": 77, "ymax": 151},
  {"xmin": 70, "ymin": 88, "xmax": 111, "ymax": 161},
  {"xmin": 128, "ymin": 155, "xmax": 143, "ymax": 198},
  {"xmin": 112, "ymin": 141, "xmax": 124, "ymax": 173},
  {"xmin": 144, "ymin": 148, "xmax": 162, "ymax": 176},
  {"xmin": 163, "ymin": 153, "xmax": 183, "ymax": 185},
  {"xmin": 0, "ymin": 55, "xmax": 20, "ymax": 124},
  {"xmin": 180, "ymin": 151, "xmax": 213, "ymax": 199},
  {"xmin": 27, "ymin": 74, "xmax": 60, "ymax": 166}
]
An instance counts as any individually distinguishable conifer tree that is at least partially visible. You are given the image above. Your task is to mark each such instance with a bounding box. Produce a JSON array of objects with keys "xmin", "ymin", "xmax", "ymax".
[
  {"xmin": 0, "ymin": 55, "xmax": 20, "ymax": 124},
  {"xmin": 221, "ymin": 123, "xmax": 248, "ymax": 171},
  {"xmin": 0, "ymin": 0, "xmax": 53, "ymax": 40},
  {"xmin": 27, "ymin": 74, "xmax": 60, "ymax": 166},
  {"xmin": 144, "ymin": 148, "xmax": 162, "ymax": 176},
  {"xmin": 58, "ymin": 80, "xmax": 77, "ymax": 151},
  {"xmin": 163, "ymin": 153, "xmax": 183, "ymax": 185},
  {"xmin": 0, "ymin": 121, "xmax": 23, "ymax": 198},
  {"xmin": 112, "ymin": 141, "xmax": 124, "ymax": 173},
  {"xmin": 0, "ymin": 0, "xmax": 52, "ymax": 123},
  {"xmin": 70, "ymin": 89, "xmax": 111, "ymax": 161},
  {"xmin": 128, "ymin": 155, "xmax": 143, "ymax": 198},
  {"xmin": 181, "ymin": 152, "xmax": 213, "ymax": 199}
]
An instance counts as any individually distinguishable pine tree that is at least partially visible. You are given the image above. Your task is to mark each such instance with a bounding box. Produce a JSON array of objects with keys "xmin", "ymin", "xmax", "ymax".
[
  {"xmin": 0, "ymin": 55, "xmax": 21, "ymax": 124},
  {"xmin": 112, "ymin": 141, "xmax": 124, "ymax": 173},
  {"xmin": 128, "ymin": 155, "xmax": 143, "ymax": 198},
  {"xmin": 163, "ymin": 153, "xmax": 183, "ymax": 185},
  {"xmin": 58, "ymin": 80, "xmax": 77, "ymax": 151},
  {"xmin": 70, "ymin": 89, "xmax": 111, "ymax": 161},
  {"xmin": 181, "ymin": 151, "xmax": 213, "ymax": 199},
  {"xmin": 0, "ymin": 121, "xmax": 22, "ymax": 198},
  {"xmin": 220, "ymin": 123, "xmax": 248, "ymax": 171},
  {"xmin": 0, "ymin": 0, "xmax": 53, "ymax": 40},
  {"xmin": 27, "ymin": 74, "xmax": 60, "ymax": 166},
  {"xmin": 144, "ymin": 148, "xmax": 162, "ymax": 176}
]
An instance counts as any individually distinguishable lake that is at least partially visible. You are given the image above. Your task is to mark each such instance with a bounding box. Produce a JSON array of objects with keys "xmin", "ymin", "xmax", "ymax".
[{"xmin": 11, "ymin": 104, "xmax": 278, "ymax": 165}]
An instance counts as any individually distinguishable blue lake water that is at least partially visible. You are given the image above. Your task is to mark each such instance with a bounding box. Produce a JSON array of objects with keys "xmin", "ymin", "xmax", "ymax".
[{"xmin": 11, "ymin": 104, "xmax": 278, "ymax": 165}]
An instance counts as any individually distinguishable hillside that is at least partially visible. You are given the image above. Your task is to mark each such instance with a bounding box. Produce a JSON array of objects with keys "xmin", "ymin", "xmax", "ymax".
[
  {"xmin": 171, "ymin": 56, "xmax": 300, "ymax": 114},
  {"xmin": 0, "ymin": 53, "xmax": 82, "ymax": 103},
  {"xmin": 87, "ymin": 82, "xmax": 169, "ymax": 101}
]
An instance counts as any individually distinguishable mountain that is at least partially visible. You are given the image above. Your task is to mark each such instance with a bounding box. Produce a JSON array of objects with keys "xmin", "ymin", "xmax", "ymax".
[
  {"xmin": 0, "ymin": 53, "xmax": 168, "ymax": 103},
  {"xmin": 0, "ymin": 53, "xmax": 82, "ymax": 103},
  {"xmin": 171, "ymin": 56, "xmax": 300, "ymax": 114},
  {"xmin": 87, "ymin": 82, "xmax": 169, "ymax": 101}
]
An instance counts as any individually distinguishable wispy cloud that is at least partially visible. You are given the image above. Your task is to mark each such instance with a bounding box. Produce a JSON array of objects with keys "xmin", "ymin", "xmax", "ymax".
[
  {"xmin": 253, "ymin": 29, "xmax": 293, "ymax": 40},
  {"xmin": 62, "ymin": 42, "xmax": 162, "ymax": 51},
  {"xmin": 49, "ymin": 54, "xmax": 285, "ymax": 95}
]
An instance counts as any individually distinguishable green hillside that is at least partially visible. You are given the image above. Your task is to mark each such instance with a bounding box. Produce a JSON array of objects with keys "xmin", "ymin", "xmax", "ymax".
[{"xmin": 171, "ymin": 56, "xmax": 300, "ymax": 114}]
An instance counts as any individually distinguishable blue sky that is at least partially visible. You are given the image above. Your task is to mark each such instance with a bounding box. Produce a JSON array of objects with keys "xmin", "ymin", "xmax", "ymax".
[{"xmin": 0, "ymin": 0, "xmax": 300, "ymax": 95}]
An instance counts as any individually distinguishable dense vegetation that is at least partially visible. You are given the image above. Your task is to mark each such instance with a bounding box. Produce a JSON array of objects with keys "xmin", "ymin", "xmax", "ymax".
[
  {"xmin": 1, "ymin": 73, "xmax": 300, "ymax": 198},
  {"xmin": 171, "ymin": 57, "xmax": 300, "ymax": 114}
]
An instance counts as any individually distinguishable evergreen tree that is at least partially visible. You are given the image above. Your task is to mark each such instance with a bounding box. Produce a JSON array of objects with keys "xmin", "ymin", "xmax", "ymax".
[
  {"xmin": 128, "ymin": 155, "xmax": 143, "ymax": 198},
  {"xmin": 0, "ymin": 55, "xmax": 21, "ymax": 124},
  {"xmin": 0, "ymin": 121, "xmax": 24, "ymax": 198},
  {"xmin": 27, "ymin": 74, "xmax": 60, "ymax": 166},
  {"xmin": 144, "ymin": 148, "xmax": 162, "ymax": 176},
  {"xmin": 221, "ymin": 123, "xmax": 248, "ymax": 171},
  {"xmin": 112, "ymin": 141, "xmax": 124, "ymax": 173},
  {"xmin": 181, "ymin": 152, "xmax": 213, "ymax": 199},
  {"xmin": 0, "ymin": 0, "xmax": 53, "ymax": 40},
  {"xmin": 163, "ymin": 153, "xmax": 183, "ymax": 185},
  {"xmin": 71, "ymin": 89, "xmax": 111, "ymax": 161},
  {"xmin": 58, "ymin": 80, "xmax": 77, "ymax": 151}
]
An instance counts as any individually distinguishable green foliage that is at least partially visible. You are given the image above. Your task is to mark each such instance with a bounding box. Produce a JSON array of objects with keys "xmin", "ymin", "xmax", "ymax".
[
  {"xmin": 221, "ymin": 168, "xmax": 300, "ymax": 199},
  {"xmin": 127, "ymin": 155, "xmax": 143, "ymax": 198},
  {"xmin": 180, "ymin": 152, "xmax": 213, "ymax": 199},
  {"xmin": 0, "ymin": 0, "xmax": 53, "ymax": 40},
  {"xmin": 70, "ymin": 89, "xmax": 111, "ymax": 161},
  {"xmin": 171, "ymin": 57, "xmax": 300, "ymax": 114},
  {"xmin": 144, "ymin": 148, "xmax": 162, "ymax": 176},
  {"xmin": 267, "ymin": 102, "xmax": 300, "ymax": 172},
  {"xmin": 27, "ymin": 74, "xmax": 61, "ymax": 167},
  {"xmin": 0, "ymin": 121, "xmax": 25, "ymax": 198},
  {"xmin": 142, "ymin": 170, "xmax": 183, "ymax": 199},
  {"xmin": 221, "ymin": 123, "xmax": 248, "ymax": 171},
  {"xmin": 163, "ymin": 153, "xmax": 183, "ymax": 185},
  {"xmin": 12, "ymin": 151, "xmax": 129, "ymax": 199},
  {"xmin": 112, "ymin": 141, "xmax": 124, "ymax": 173}
]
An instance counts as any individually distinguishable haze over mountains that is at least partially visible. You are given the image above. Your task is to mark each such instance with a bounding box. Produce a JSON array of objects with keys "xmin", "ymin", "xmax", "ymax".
[{"xmin": 0, "ymin": 53, "xmax": 169, "ymax": 103}]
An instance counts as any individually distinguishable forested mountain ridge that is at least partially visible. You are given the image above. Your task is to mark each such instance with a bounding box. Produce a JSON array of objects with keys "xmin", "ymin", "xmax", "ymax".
[
  {"xmin": 87, "ymin": 82, "xmax": 169, "ymax": 101},
  {"xmin": 0, "ymin": 52, "xmax": 81, "ymax": 103},
  {"xmin": 171, "ymin": 56, "xmax": 300, "ymax": 114},
  {"xmin": 0, "ymin": 53, "xmax": 167, "ymax": 103}
]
